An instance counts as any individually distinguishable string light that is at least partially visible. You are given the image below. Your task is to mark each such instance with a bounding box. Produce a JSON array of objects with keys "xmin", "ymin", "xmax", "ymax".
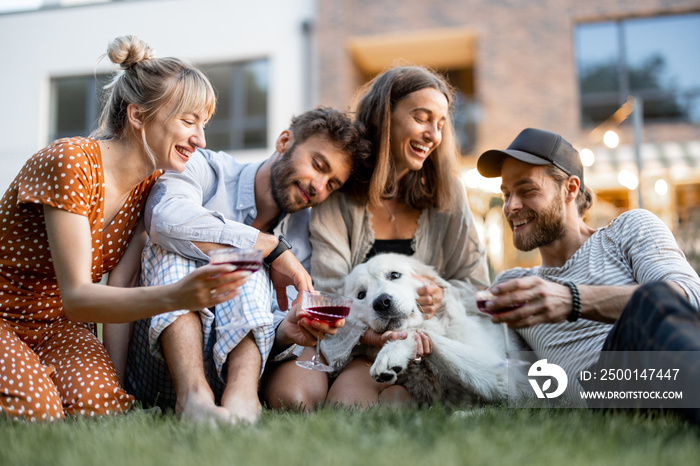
[
  {"xmin": 618, "ymin": 169, "xmax": 639, "ymax": 190},
  {"xmin": 603, "ymin": 130, "xmax": 620, "ymax": 148},
  {"xmin": 579, "ymin": 148, "xmax": 595, "ymax": 167},
  {"xmin": 460, "ymin": 168, "xmax": 502, "ymax": 194},
  {"xmin": 654, "ymin": 179, "xmax": 668, "ymax": 196}
]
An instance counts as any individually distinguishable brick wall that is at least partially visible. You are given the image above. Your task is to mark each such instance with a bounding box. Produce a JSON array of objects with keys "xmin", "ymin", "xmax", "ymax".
[{"xmin": 316, "ymin": 0, "xmax": 700, "ymax": 157}]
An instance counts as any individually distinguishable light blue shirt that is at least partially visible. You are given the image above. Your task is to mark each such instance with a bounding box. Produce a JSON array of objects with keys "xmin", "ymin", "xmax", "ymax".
[{"xmin": 144, "ymin": 148, "xmax": 312, "ymax": 320}]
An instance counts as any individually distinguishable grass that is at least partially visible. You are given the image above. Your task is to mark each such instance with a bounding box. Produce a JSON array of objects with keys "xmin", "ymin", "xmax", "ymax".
[{"xmin": 1, "ymin": 405, "xmax": 699, "ymax": 466}]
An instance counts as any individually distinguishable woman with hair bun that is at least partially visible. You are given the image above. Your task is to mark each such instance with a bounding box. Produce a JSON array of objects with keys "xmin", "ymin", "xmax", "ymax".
[{"xmin": 0, "ymin": 35, "xmax": 248, "ymax": 421}]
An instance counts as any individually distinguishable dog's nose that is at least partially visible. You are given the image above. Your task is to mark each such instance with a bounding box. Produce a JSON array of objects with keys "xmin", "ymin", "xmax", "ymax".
[{"xmin": 373, "ymin": 293, "xmax": 392, "ymax": 314}]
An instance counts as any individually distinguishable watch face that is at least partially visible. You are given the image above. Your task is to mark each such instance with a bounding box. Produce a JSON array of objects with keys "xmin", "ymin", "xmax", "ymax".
[{"xmin": 280, "ymin": 235, "xmax": 292, "ymax": 249}]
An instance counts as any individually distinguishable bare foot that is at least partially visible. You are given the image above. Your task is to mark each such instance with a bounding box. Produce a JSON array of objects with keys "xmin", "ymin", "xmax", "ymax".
[
  {"xmin": 222, "ymin": 395, "xmax": 262, "ymax": 425},
  {"xmin": 176, "ymin": 389, "xmax": 231, "ymax": 427}
]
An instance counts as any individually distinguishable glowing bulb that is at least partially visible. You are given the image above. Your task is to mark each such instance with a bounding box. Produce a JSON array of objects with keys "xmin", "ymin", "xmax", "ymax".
[
  {"xmin": 579, "ymin": 148, "xmax": 595, "ymax": 167},
  {"xmin": 654, "ymin": 179, "xmax": 668, "ymax": 196},
  {"xmin": 603, "ymin": 130, "xmax": 620, "ymax": 148},
  {"xmin": 459, "ymin": 168, "xmax": 502, "ymax": 193},
  {"xmin": 460, "ymin": 168, "xmax": 481, "ymax": 189},
  {"xmin": 618, "ymin": 169, "xmax": 638, "ymax": 190}
]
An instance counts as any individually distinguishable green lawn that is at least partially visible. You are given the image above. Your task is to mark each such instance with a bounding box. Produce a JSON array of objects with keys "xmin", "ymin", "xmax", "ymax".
[{"xmin": 2, "ymin": 405, "xmax": 698, "ymax": 466}]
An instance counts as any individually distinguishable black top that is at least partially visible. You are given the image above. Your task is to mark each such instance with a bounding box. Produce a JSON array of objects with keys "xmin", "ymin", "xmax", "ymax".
[{"xmin": 364, "ymin": 238, "xmax": 414, "ymax": 261}]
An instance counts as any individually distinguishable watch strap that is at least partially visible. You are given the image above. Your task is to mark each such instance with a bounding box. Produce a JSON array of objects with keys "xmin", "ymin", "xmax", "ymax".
[{"xmin": 264, "ymin": 235, "xmax": 292, "ymax": 265}]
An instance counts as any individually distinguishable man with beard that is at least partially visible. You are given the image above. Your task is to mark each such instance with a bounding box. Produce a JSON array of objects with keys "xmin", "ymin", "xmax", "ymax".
[
  {"xmin": 123, "ymin": 108, "xmax": 371, "ymax": 425},
  {"xmin": 476, "ymin": 128, "xmax": 700, "ymax": 414}
]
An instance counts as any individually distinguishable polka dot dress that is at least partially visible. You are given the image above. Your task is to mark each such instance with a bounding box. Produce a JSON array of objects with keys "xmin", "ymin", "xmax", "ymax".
[{"xmin": 0, "ymin": 137, "xmax": 160, "ymax": 421}]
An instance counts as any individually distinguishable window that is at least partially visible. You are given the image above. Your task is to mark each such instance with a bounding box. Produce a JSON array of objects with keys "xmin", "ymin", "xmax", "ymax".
[
  {"xmin": 50, "ymin": 74, "xmax": 110, "ymax": 142},
  {"xmin": 445, "ymin": 69, "xmax": 478, "ymax": 155},
  {"xmin": 200, "ymin": 59, "xmax": 268, "ymax": 151},
  {"xmin": 575, "ymin": 13, "xmax": 700, "ymax": 126},
  {"xmin": 49, "ymin": 58, "xmax": 269, "ymax": 152}
]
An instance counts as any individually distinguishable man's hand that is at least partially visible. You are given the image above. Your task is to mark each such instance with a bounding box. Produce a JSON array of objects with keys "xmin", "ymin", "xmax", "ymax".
[
  {"xmin": 488, "ymin": 276, "xmax": 572, "ymax": 328},
  {"xmin": 275, "ymin": 295, "xmax": 344, "ymax": 347},
  {"xmin": 268, "ymin": 250, "xmax": 314, "ymax": 310}
]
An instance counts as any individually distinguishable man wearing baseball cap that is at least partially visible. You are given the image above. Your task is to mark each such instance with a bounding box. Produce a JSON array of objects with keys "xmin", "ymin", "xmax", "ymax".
[{"xmin": 477, "ymin": 128, "xmax": 700, "ymax": 422}]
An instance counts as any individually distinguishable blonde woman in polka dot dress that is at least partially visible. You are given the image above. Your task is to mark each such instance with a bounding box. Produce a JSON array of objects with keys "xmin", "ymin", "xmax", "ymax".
[{"xmin": 0, "ymin": 36, "xmax": 250, "ymax": 421}]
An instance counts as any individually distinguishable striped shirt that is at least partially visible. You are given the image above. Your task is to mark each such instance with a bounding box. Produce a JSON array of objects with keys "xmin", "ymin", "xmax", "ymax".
[{"xmin": 494, "ymin": 209, "xmax": 700, "ymax": 402}]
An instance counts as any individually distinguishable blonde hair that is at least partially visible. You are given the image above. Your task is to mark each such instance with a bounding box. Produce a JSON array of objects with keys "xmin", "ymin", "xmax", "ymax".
[
  {"xmin": 91, "ymin": 35, "xmax": 216, "ymax": 166},
  {"xmin": 346, "ymin": 65, "xmax": 460, "ymax": 212}
]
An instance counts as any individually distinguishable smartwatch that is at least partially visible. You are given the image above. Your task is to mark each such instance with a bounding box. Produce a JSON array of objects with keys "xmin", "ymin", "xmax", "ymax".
[{"xmin": 264, "ymin": 235, "xmax": 292, "ymax": 265}]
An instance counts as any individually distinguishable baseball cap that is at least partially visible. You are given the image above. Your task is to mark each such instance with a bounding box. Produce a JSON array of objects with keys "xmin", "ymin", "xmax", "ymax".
[{"xmin": 477, "ymin": 128, "xmax": 584, "ymax": 191}]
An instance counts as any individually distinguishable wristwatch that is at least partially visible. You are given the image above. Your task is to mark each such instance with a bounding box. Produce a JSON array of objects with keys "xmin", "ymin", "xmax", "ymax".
[{"xmin": 264, "ymin": 235, "xmax": 292, "ymax": 265}]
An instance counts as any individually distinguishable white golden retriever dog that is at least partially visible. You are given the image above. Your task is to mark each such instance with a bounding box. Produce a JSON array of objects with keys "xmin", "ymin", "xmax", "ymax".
[{"xmin": 338, "ymin": 253, "xmax": 522, "ymax": 406}]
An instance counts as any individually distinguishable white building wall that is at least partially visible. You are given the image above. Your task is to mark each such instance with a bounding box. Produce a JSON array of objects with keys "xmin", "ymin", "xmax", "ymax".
[{"xmin": 0, "ymin": 0, "xmax": 317, "ymax": 192}]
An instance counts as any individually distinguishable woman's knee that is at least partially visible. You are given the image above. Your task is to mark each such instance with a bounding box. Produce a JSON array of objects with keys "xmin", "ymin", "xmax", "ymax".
[
  {"xmin": 262, "ymin": 360, "xmax": 328, "ymax": 411},
  {"xmin": 0, "ymin": 323, "xmax": 64, "ymax": 421},
  {"xmin": 49, "ymin": 326, "xmax": 135, "ymax": 416},
  {"xmin": 62, "ymin": 379, "xmax": 134, "ymax": 416},
  {"xmin": 265, "ymin": 383, "xmax": 327, "ymax": 411},
  {"xmin": 326, "ymin": 358, "xmax": 386, "ymax": 408},
  {"xmin": 0, "ymin": 382, "xmax": 64, "ymax": 421},
  {"xmin": 378, "ymin": 385, "xmax": 414, "ymax": 407}
]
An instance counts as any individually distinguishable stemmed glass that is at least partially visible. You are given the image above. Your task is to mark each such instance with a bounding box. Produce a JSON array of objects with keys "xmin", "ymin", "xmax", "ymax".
[
  {"xmin": 296, "ymin": 290, "xmax": 353, "ymax": 372},
  {"xmin": 474, "ymin": 290, "xmax": 528, "ymax": 368},
  {"xmin": 209, "ymin": 247, "xmax": 263, "ymax": 273},
  {"xmin": 208, "ymin": 247, "xmax": 263, "ymax": 332}
]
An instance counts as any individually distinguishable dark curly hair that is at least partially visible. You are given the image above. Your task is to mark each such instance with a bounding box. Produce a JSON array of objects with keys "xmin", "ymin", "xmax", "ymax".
[{"xmin": 288, "ymin": 107, "xmax": 372, "ymax": 172}]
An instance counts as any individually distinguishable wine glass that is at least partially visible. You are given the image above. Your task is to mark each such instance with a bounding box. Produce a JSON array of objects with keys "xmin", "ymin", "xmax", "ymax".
[
  {"xmin": 208, "ymin": 248, "xmax": 263, "ymax": 332},
  {"xmin": 474, "ymin": 290, "xmax": 528, "ymax": 368},
  {"xmin": 296, "ymin": 290, "xmax": 353, "ymax": 372},
  {"xmin": 208, "ymin": 247, "xmax": 263, "ymax": 273}
]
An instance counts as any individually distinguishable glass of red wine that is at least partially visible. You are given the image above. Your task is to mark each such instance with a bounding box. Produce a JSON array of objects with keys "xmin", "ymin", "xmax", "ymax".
[
  {"xmin": 474, "ymin": 289, "xmax": 528, "ymax": 368},
  {"xmin": 208, "ymin": 248, "xmax": 263, "ymax": 332},
  {"xmin": 208, "ymin": 247, "xmax": 263, "ymax": 273},
  {"xmin": 296, "ymin": 290, "xmax": 353, "ymax": 372}
]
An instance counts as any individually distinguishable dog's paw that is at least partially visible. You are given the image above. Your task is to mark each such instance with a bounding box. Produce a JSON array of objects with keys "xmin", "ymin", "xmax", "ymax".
[
  {"xmin": 370, "ymin": 358, "xmax": 405, "ymax": 384},
  {"xmin": 369, "ymin": 342, "xmax": 413, "ymax": 384}
]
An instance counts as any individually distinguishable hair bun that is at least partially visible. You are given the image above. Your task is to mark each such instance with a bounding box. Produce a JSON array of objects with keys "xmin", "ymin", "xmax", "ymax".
[{"xmin": 107, "ymin": 35, "xmax": 155, "ymax": 69}]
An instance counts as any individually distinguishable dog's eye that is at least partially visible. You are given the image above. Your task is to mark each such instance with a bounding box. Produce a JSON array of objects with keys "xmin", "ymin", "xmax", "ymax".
[
  {"xmin": 357, "ymin": 290, "xmax": 366, "ymax": 300},
  {"xmin": 389, "ymin": 271, "xmax": 402, "ymax": 280}
]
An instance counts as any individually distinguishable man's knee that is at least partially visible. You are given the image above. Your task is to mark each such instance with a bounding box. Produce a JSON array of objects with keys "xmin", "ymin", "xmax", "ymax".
[
  {"xmin": 629, "ymin": 281, "xmax": 693, "ymax": 320},
  {"xmin": 611, "ymin": 281, "xmax": 699, "ymax": 351},
  {"xmin": 224, "ymin": 334, "xmax": 262, "ymax": 377},
  {"xmin": 636, "ymin": 281, "xmax": 674, "ymax": 299},
  {"xmin": 160, "ymin": 311, "xmax": 204, "ymax": 347}
]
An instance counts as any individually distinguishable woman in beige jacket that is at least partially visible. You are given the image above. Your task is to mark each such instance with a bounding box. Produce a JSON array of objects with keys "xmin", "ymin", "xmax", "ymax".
[{"xmin": 263, "ymin": 66, "xmax": 489, "ymax": 410}]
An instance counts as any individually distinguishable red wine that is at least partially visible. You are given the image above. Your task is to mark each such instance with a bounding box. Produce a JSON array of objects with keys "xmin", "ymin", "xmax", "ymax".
[
  {"xmin": 476, "ymin": 299, "xmax": 523, "ymax": 315},
  {"xmin": 307, "ymin": 305, "xmax": 350, "ymax": 325},
  {"xmin": 225, "ymin": 260, "xmax": 262, "ymax": 272}
]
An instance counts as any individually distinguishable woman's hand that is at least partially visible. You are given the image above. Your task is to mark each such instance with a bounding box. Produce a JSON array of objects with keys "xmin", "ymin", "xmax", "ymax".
[
  {"xmin": 360, "ymin": 328, "xmax": 406, "ymax": 347},
  {"xmin": 169, "ymin": 264, "xmax": 252, "ymax": 311},
  {"xmin": 360, "ymin": 328, "xmax": 433, "ymax": 362},
  {"xmin": 416, "ymin": 277, "xmax": 444, "ymax": 319},
  {"xmin": 410, "ymin": 331, "xmax": 432, "ymax": 363}
]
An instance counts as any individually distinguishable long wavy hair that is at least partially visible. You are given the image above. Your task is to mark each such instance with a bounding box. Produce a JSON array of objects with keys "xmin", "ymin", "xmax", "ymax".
[{"xmin": 344, "ymin": 65, "xmax": 460, "ymax": 212}]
